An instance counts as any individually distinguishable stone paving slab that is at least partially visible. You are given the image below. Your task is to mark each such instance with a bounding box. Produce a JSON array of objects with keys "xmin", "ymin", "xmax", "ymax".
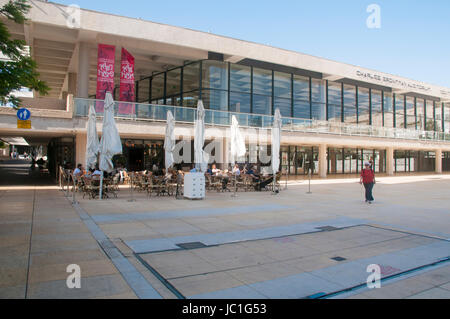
[{"xmin": 140, "ymin": 226, "xmax": 449, "ymax": 299}]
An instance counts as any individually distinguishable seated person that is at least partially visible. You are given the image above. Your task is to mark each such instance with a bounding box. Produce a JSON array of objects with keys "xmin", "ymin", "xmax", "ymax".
[
  {"xmin": 232, "ymin": 164, "xmax": 241, "ymax": 176},
  {"xmin": 211, "ymin": 164, "xmax": 220, "ymax": 176},
  {"xmin": 73, "ymin": 164, "xmax": 84, "ymax": 178},
  {"xmin": 92, "ymin": 166, "xmax": 102, "ymax": 177},
  {"xmin": 246, "ymin": 166, "xmax": 262, "ymax": 190},
  {"xmin": 258, "ymin": 175, "xmax": 274, "ymax": 191}
]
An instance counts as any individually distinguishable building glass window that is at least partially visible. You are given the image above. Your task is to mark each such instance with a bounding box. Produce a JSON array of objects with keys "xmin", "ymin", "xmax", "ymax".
[
  {"xmin": 371, "ymin": 90, "xmax": 382, "ymax": 127},
  {"xmin": 343, "ymin": 85, "xmax": 357, "ymax": 124},
  {"xmin": 202, "ymin": 89, "xmax": 228, "ymax": 111},
  {"xmin": 202, "ymin": 60, "xmax": 228, "ymax": 90},
  {"xmin": 343, "ymin": 148, "xmax": 358, "ymax": 174},
  {"xmin": 183, "ymin": 62, "xmax": 200, "ymax": 93},
  {"xmin": 137, "ymin": 78, "xmax": 150, "ymax": 103},
  {"xmin": 327, "ymin": 81, "xmax": 342, "ymax": 122},
  {"xmin": 395, "ymin": 94, "xmax": 405, "ymax": 129},
  {"xmin": 435, "ymin": 103, "xmax": 443, "ymax": 132},
  {"xmin": 416, "ymin": 99, "xmax": 425, "ymax": 131},
  {"xmin": 229, "ymin": 92, "xmax": 251, "ymax": 113},
  {"xmin": 425, "ymin": 100, "xmax": 435, "ymax": 131},
  {"xmin": 230, "ymin": 64, "xmax": 251, "ymax": 93},
  {"xmin": 252, "ymin": 68, "xmax": 272, "ymax": 115},
  {"xmin": 358, "ymin": 87, "xmax": 370, "ymax": 125},
  {"xmin": 328, "ymin": 148, "xmax": 343, "ymax": 174},
  {"xmin": 405, "ymin": 96, "xmax": 415, "ymax": 130},
  {"xmin": 293, "ymin": 75, "xmax": 310, "ymax": 119},
  {"xmin": 166, "ymin": 68, "xmax": 182, "ymax": 101},
  {"xmin": 151, "ymin": 73, "xmax": 164, "ymax": 101},
  {"xmin": 383, "ymin": 92, "xmax": 394, "ymax": 128},
  {"xmin": 274, "ymin": 72, "xmax": 292, "ymax": 117},
  {"xmin": 444, "ymin": 103, "xmax": 450, "ymax": 134},
  {"xmin": 311, "ymin": 79, "xmax": 326, "ymax": 120}
]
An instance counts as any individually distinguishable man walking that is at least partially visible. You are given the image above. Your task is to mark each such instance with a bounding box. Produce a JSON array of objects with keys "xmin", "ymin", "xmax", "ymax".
[{"xmin": 360, "ymin": 161, "xmax": 375, "ymax": 204}]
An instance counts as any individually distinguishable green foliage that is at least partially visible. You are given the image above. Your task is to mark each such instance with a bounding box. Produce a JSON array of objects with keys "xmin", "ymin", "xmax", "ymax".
[{"xmin": 0, "ymin": 0, "xmax": 49, "ymax": 108}]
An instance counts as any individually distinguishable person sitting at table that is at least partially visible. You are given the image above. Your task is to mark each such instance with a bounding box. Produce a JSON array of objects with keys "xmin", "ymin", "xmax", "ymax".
[
  {"xmin": 258, "ymin": 175, "xmax": 274, "ymax": 191},
  {"xmin": 211, "ymin": 164, "xmax": 220, "ymax": 176},
  {"xmin": 247, "ymin": 166, "xmax": 263, "ymax": 191},
  {"xmin": 92, "ymin": 166, "xmax": 102, "ymax": 177},
  {"xmin": 232, "ymin": 164, "xmax": 241, "ymax": 176},
  {"xmin": 73, "ymin": 164, "xmax": 84, "ymax": 178}
]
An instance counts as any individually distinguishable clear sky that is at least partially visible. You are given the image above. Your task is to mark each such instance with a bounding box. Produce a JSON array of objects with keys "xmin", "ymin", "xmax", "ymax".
[{"xmin": 53, "ymin": 0, "xmax": 450, "ymax": 88}]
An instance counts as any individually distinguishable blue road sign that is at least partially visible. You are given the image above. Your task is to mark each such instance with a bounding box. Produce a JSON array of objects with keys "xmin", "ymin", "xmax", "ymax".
[{"xmin": 17, "ymin": 108, "xmax": 31, "ymax": 121}]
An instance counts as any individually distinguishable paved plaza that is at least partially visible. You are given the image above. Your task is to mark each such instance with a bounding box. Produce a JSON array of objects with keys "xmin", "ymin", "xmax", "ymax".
[{"xmin": 0, "ymin": 160, "xmax": 449, "ymax": 299}]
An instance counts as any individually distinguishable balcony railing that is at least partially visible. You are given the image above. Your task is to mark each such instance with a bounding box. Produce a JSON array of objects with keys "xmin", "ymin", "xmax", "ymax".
[{"xmin": 74, "ymin": 98, "xmax": 450, "ymax": 142}]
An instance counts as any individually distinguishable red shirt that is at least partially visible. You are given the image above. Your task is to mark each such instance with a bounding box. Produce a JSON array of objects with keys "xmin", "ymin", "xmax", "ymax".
[{"xmin": 360, "ymin": 169, "xmax": 375, "ymax": 184}]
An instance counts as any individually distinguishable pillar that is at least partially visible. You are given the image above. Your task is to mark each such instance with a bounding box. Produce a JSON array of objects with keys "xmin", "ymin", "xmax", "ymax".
[
  {"xmin": 75, "ymin": 133, "xmax": 87, "ymax": 167},
  {"xmin": 435, "ymin": 149, "xmax": 442, "ymax": 174},
  {"xmin": 77, "ymin": 42, "xmax": 90, "ymax": 98},
  {"xmin": 318, "ymin": 144, "xmax": 327, "ymax": 178},
  {"xmin": 386, "ymin": 147, "xmax": 394, "ymax": 176}
]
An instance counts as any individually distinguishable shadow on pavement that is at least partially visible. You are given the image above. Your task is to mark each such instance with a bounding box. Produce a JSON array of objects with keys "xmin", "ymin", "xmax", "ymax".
[{"xmin": 0, "ymin": 159, "xmax": 55, "ymax": 187}]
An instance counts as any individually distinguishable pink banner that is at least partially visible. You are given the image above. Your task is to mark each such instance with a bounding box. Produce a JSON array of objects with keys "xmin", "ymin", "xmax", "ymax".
[
  {"xmin": 96, "ymin": 44, "xmax": 116, "ymax": 113},
  {"xmin": 118, "ymin": 48, "xmax": 135, "ymax": 115}
]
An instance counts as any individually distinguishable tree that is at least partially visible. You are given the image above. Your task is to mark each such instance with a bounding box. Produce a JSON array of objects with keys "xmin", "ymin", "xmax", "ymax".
[{"xmin": 0, "ymin": 0, "xmax": 48, "ymax": 108}]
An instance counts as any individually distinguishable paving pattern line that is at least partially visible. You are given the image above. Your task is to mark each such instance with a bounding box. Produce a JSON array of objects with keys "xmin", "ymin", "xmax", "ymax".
[{"xmin": 71, "ymin": 202, "xmax": 163, "ymax": 299}]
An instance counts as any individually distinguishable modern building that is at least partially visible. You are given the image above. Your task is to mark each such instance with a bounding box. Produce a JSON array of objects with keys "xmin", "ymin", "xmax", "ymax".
[{"xmin": 1, "ymin": 0, "xmax": 450, "ymax": 177}]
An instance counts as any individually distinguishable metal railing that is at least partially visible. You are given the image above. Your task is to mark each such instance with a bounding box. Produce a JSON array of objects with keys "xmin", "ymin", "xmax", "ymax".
[{"xmin": 74, "ymin": 98, "xmax": 450, "ymax": 142}]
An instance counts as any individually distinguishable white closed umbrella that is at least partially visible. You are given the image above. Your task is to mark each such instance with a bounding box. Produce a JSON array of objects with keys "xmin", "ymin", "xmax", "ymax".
[
  {"xmin": 98, "ymin": 92, "xmax": 122, "ymax": 199},
  {"xmin": 85, "ymin": 104, "xmax": 100, "ymax": 170},
  {"xmin": 194, "ymin": 100, "xmax": 209, "ymax": 172},
  {"xmin": 230, "ymin": 115, "xmax": 246, "ymax": 164},
  {"xmin": 164, "ymin": 110, "xmax": 175, "ymax": 170},
  {"xmin": 271, "ymin": 108, "xmax": 282, "ymax": 193},
  {"xmin": 230, "ymin": 115, "xmax": 246, "ymax": 197}
]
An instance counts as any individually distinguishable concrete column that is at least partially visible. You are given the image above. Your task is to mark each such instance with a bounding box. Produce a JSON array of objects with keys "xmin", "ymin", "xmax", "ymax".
[
  {"xmin": 435, "ymin": 149, "xmax": 442, "ymax": 174},
  {"xmin": 318, "ymin": 144, "xmax": 327, "ymax": 178},
  {"xmin": 386, "ymin": 147, "xmax": 394, "ymax": 176},
  {"xmin": 77, "ymin": 43, "xmax": 90, "ymax": 98},
  {"xmin": 75, "ymin": 133, "xmax": 87, "ymax": 167}
]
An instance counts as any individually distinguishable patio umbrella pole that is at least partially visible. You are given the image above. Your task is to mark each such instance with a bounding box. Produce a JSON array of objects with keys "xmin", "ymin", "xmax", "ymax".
[
  {"xmin": 307, "ymin": 169, "xmax": 312, "ymax": 194},
  {"xmin": 72, "ymin": 175, "xmax": 78, "ymax": 204},
  {"xmin": 272, "ymin": 172, "xmax": 277, "ymax": 195},
  {"xmin": 285, "ymin": 170, "xmax": 288, "ymax": 190},
  {"xmin": 128, "ymin": 173, "xmax": 135, "ymax": 202},
  {"xmin": 99, "ymin": 172, "xmax": 103, "ymax": 200},
  {"xmin": 232, "ymin": 173, "xmax": 237, "ymax": 198}
]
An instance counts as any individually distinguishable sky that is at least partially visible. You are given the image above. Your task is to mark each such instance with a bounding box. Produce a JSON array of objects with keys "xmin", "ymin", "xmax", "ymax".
[{"xmin": 53, "ymin": 0, "xmax": 450, "ymax": 88}]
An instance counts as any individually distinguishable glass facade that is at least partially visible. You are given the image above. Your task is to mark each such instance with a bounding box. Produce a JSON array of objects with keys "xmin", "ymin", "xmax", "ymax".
[
  {"xmin": 343, "ymin": 84, "xmax": 357, "ymax": 124},
  {"xmin": 394, "ymin": 150, "xmax": 436, "ymax": 172},
  {"xmin": 328, "ymin": 148, "xmax": 386, "ymax": 175},
  {"xmin": 131, "ymin": 59, "xmax": 444, "ymax": 134},
  {"xmin": 327, "ymin": 81, "xmax": 342, "ymax": 122}
]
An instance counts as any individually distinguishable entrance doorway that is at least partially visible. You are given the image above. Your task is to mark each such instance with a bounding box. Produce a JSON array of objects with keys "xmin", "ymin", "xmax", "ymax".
[{"xmin": 128, "ymin": 147, "xmax": 144, "ymax": 172}]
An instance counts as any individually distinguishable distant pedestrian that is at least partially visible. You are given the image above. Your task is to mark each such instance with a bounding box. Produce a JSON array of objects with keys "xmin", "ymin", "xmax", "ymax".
[{"xmin": 360, "ymin": 161, "xmax": 376, "ymax": 204}]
